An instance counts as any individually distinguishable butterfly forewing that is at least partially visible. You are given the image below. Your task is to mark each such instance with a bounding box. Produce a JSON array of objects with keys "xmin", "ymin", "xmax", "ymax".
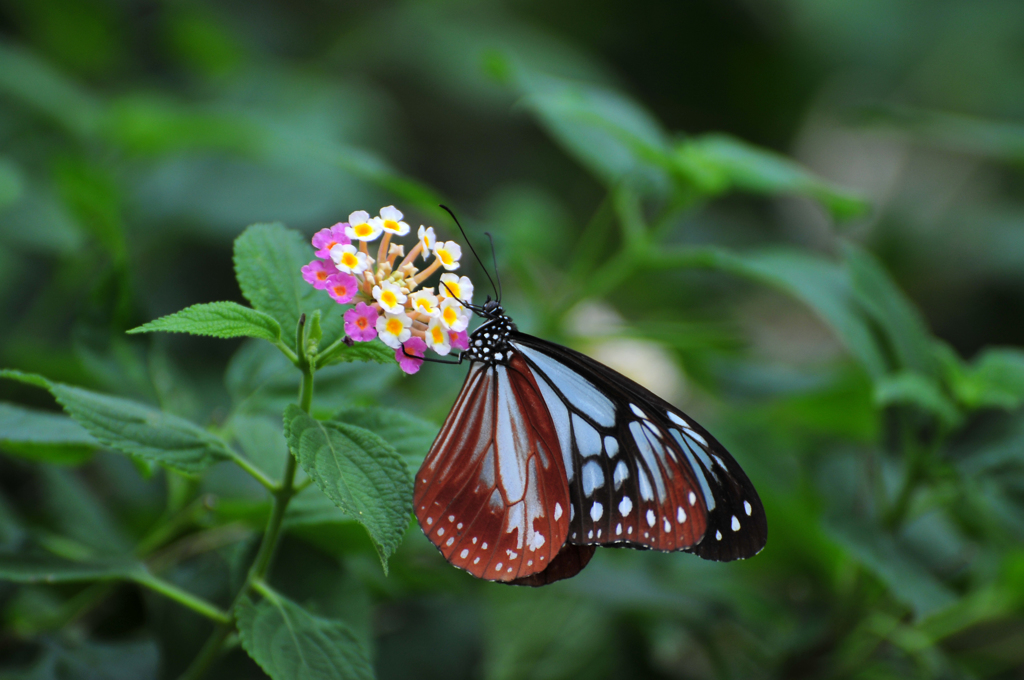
[
  {"xmin": 511, "ymin": 333, "xmax": 767, "ymax": 561},
  {"xmin": 415, "ymin": 355, "xmax": 574, "ymax": 582}
]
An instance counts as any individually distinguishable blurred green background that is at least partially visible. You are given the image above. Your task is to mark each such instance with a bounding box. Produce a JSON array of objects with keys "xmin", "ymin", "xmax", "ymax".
[{"xmin": 3, "ymin": 0, "xmax": 1024, "ymax": 678}]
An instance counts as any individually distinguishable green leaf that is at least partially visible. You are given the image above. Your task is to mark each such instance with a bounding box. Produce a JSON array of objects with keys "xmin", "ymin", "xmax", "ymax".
[
  {"xmin": 842, "ymin": 242, "xmax": 936, "ymax": 376},
  {"xmin": 233, "ymin": 223, "xmax": 345, "ymax": 351},
  {"xmin": 875, "ymin": 373, "xmax": 961, "ymax": 426},
  {"xmin": 0, "ymin": 402, "xmax": 98, "ymax": 464},
  {"xmin": 673, "ymin": 133, "xmax": 868, "ymax": 220},
  {"xmin": 40, "ymin": 467, "xmax": 131, "ymax": 555},
  {"xmin": 333, "ymin": 406, "xmax": 438, "ymax": 469},
  {"xmin": 127, "ymin": 301, "xmax": 282, "ymax": 343},
  {"xmin": 317, "ymin": 339, "xmax": 395, "ymax": 368},
  {"xmin": 236, "ymin": 589, "xmax": 373, "ymax": 680},
  {"xmin": 720, "ymin": 249, "xmax": 889, "ymax": 379},
  {"xmin": 516, "ymin": 71, "xmax": 671, "ymax": 193},
  {"xmin": 826, "ymin": 517, "xmax": 957, "ymax": 618},
  {"xmin": 283, "ymin": 405, "xmax": 413, "ymax": 573},
  {"xmin": 0, "ymin": 370, "xmax": 231, "ymax": 474},
  {"xmin": 946, "ymin": 347, "xmax": 1024, "ymax": 410},
  {"xmin": 0, "ymin": 554, "xmax": 145, "ymax": 584}
]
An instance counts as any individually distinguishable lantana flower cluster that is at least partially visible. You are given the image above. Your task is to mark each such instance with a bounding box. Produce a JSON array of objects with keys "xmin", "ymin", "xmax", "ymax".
[{"xmin": 301, "ymin": 206, "xmax": 473, "ymax": 374}]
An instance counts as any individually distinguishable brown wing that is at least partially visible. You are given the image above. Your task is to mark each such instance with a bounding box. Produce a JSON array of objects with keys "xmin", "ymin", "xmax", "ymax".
[{"xmin": 414, "ymin": 354, "xmax": 575, "ymax": 582}]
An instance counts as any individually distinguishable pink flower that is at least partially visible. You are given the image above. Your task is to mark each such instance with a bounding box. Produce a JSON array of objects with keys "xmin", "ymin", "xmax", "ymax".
[
  {"xmin": 312, "ymin": 223, "xmax": 351, "ymax": 259},
  {"xmin": 301, "ymin": 259, "xmax": 333, "ymax": 290},
  {"xmin": 344, "ymin": 302, "xmax": 379, "ymax": 342},
  {"xmin": 326, "ymin": 273, "xmax": 359, "ymax": 304},
  {"xmin": 449, "ymin": 330, "xmax": 469, "ymax": 351},
  {"xmin": 397, "ymin": 337, "xmax": 427, "ymax": 374}
]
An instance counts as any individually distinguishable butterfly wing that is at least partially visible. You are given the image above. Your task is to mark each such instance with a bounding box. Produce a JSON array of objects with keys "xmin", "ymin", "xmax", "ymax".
[
  {"xmin": 414, "ymin": 355, "xmax": 576, "ymax": 582},
  {"xmin": 510, "ymin": 332, "xmax": 767, "ymax": 562}
]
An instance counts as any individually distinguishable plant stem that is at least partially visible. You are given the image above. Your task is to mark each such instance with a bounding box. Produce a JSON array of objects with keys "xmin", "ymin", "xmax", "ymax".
[
  {"xmin": 178, "ymin": 325, "xmax": 313, "ymax": 680},
  {"xmin": 134, "ymin": 573, "xmax": 232, "ymax": 624}
]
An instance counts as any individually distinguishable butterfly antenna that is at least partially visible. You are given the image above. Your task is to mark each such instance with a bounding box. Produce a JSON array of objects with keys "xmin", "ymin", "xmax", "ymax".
[
  {"xmin": 484, "ymin": 232, "xmax": 502, "ymax": 302},
  {"xmin": 439, "ymin": 205, "xmax": 498, "ymax": 300}
]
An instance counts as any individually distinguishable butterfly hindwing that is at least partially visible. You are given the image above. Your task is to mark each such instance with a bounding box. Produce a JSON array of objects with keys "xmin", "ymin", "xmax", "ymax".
[
  {"xmin": 510, "ymin": 332, "xmax": 767, "ymax": 561},
  {"xmin": 414, "ymin": 356, "xmax": 576, "ymax": 582}
]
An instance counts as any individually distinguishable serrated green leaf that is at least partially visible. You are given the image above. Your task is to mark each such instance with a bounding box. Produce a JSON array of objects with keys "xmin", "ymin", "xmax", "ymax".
[
  {"xmin": 233, "ymin": 223, "xmax": 345, "ymax": 351},
  {"xmin": 0, "ymin": 402, "xmax": 98, "ymax": 464},
  {"xmin": 0, "ymin": 554, "xmax": 145, "ymax": 583},
  {"xmin": 842, "ymin": 242, "xmax": 936, "ymax": 376},
  {"xmin": 674, "ymin": 133, "xmax": 868, "ymax": 220},
  {"xmin": 127, "ymin": 301, "xmax": 282, "ymax": 343},
  {"xmin": 333, "ymin": 406, "xmax": 437, "ymax": 468},
  {"xmin": 236, "ymin": 589, "xmax": 373, "ymax": 680},
  {"xmin": 875, "ymin": 372, "xmax": 961, "ymax": 426},
  {"xmin": 283, "ymin": 405, "xmax": 413, "ymax": 573},
  {"xmin": 0, "ymin": 370, "xmax": 231, "ymax": 474}
]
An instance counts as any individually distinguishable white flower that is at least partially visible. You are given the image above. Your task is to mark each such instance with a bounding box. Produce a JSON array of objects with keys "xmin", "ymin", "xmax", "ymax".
[
  {"xmin": 433, "ymin": 241, "xmax": 462, "ymax": 271},
  {"xmin": 372, "ymin": 280, "xmax": 407, "ymax": 314},
  {"xmin": 409, "ymin": 288, "xmax": 440, "ymax": 318},
  {"xmin": 378, "ymin": 206, "xmax": 410, "ymax": 236},
  {"xmin": 331, "ymin": 244, "xmax": 370, "ymax": 276},
  {"xmin": 418, "ymin": 226, "xmax": 436, "ymax": 260},
  {"xmin": 376, "ymin": 312, "xmax": 412, "ymax": 348},
  {"xmin": 438, "ymin": 297, "xmax": 469, "ymax": 332},
  {"xmin": 425, "ymin": 319, "xmax": 452, "ymax": 356},
  {"xmin": 439, "ymin": 274, "xmax": 474, "ymax": 304},
  {"xmin": 345, "ymin": 210, "xmax": 384, "ymax": 242}
]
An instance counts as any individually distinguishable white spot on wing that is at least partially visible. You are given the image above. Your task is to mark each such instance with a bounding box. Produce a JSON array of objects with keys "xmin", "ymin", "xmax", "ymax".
[
  {"xmin": 604, "ymin": 436, "xmax": 619, "ymax": 458},
  {"xmin": 731, "ymin": 515, "xmax": 741, "ymax": 531},
  {"xmin": 528, "ymin": 531, "xmax": 546, "ymax": 551},
  {"xmin": 616, "ymin": 523, "xmax": 622, "ymax": 535},
  {"xmin": 572, "ymin": 414, "xmax": 602, "ymax": 457},
  {"xmin": 646, "ymin": 509, "xmax": 656, "ymax": 527},
  {"xmin": 446, "ymin": 537, "xmax": 454, "ymax": 546},
  {"xmin": 715, "ymin": 530, "xmax": 722, "ymax": 541},
  {"xmin": 677, "ymin": 506, "xmax": 686, "ymax": 523},
  {"xmin": 619, "ymin": 496, "xmax": 633, "ymax": 516},
  {"xmin": 554, "ymin": 502, "xmax": 563, "ymax": 520},
  {"xmin": 613, "ymin": 460, "xmax": 629, "ymax": 489},
  {"xmin": 744, "ymin": 500, "xmax": 752, "ymax": 516},
  {"xmin": 689, "ymin": 492, "xmax": 697, "ymax": 505},
  {"xmin": 460, "ymin": 549, "xmax": 469, "ymax": 559},
  {"xmin": 437, "ymin": 527, "xmax": 444, "ymax": 536},
  {"xmin": 630, "ymin": 404, "xmax": 648, "ymax": 419},
  {"xmin": 582, "ymin": 460, "xmax": 605, "ymax": 496},
  {"xmin": 590, "ymin": 502, "xmax": 603, "ymax": 522},
  {"xmin": 667, "ymin": 411, "xmax": 689, "ymax": 428}
]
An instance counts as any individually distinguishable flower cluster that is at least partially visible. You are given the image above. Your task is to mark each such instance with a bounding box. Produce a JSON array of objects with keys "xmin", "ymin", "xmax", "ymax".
[{"xmin": 301, "ymin": 206, "xmax": 474, "ymax": 374}]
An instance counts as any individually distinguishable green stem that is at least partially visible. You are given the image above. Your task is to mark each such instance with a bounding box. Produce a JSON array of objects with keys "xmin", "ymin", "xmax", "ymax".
[
  {"xmin": 178, "ymin": 323, "xmax": 313, "ymax": 680},
  {"xmin": 225, "ymin": 450, "xmax": 278, "ymax": 492},
  {"xmin": 134, "ymin": 574, "xmax": 232, "ymax": 625}
]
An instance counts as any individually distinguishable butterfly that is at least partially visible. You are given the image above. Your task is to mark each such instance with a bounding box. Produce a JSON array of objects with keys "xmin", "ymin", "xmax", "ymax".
[{"xmin": 413, "ymin": 215, "xmax": 767, "ymax": 586}]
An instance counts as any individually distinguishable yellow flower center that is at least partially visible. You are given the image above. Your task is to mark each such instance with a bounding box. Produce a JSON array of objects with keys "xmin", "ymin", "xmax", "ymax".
[
  {"xmin": 443, "ymin": 307, "xmax": 458, "ymax": 326},
  {"xmin": 384, "ymin": 219, "xmax": 399, "ymax": 232},
  {"xmin": 381, "ymin": 290, "xmax": 397, "ymax": 307},
  {"xmin": 416, "ymin": 299, "xmax": 432, "ymax": 312},
  {"xmin": 341, "ymin": 252, "xmax": 358, "ymax": 268},
  {"xmin": 430, "ymin": 326, "xmax": 445, "ymax": 344},
  {"xmin": 443, "ymin": 281, "xmax": 460, "ymax": 298},
  {"xmin": 316, "ymin": 270, "xmax": 328, "ymax": 281},
  {"xmin": 386, "ymin": 318, "xmax": 404, "ymax": 335},
  {"xmin": 438, "ymin": 249, "xmax": 453, "ymax": 266},
  {"xmin": 354, "ymin": 223, "xmax": 373, "ymax": 238}
]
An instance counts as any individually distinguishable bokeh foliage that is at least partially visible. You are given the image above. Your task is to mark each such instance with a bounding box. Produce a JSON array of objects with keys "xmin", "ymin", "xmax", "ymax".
[{"xmin": 3, "ymin": 0, "xmax": 1024, "ymax": 678}]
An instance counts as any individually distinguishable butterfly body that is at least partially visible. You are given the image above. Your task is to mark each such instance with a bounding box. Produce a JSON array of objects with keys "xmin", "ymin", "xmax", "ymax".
[{"xmin": 415, "ymin": 302, "xmax": 767, "ymax": 585}]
